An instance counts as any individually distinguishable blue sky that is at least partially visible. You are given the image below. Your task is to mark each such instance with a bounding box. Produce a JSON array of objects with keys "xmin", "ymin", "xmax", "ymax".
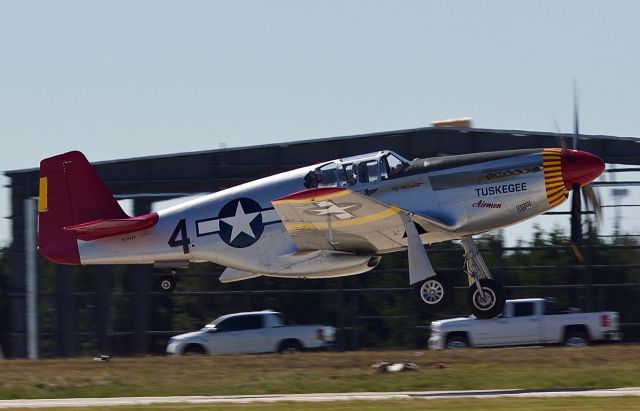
[{"xmin": 2, "ymin": 1, "xmax": 640, "ymax": 247}]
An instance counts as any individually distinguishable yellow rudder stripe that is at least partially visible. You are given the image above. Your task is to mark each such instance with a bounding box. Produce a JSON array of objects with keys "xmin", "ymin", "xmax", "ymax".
[{"xmin": 38, "ymin": 177, "xmax": 48, "ymax": 212}]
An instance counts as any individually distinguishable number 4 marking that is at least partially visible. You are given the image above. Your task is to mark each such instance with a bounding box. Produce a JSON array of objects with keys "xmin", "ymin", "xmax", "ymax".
[{"xmin": 168, "ymin": 219, "xmax": 191, "ymax": 254}]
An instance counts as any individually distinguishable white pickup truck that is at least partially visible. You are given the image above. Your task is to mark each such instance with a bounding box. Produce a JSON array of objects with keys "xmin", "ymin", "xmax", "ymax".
[
  {"xmin": 428, "ymin": 298, "xmax": 622, "ymax": 350},
  {"xmin": 166, "ymin": 310, "xmax": 336, "ymax": 355}
]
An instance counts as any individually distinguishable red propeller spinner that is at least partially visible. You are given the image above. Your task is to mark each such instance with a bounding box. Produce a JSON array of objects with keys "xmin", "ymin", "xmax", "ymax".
[{"xmin": 561, "ymin": 149, "xmax": 605, "ymax": 189}]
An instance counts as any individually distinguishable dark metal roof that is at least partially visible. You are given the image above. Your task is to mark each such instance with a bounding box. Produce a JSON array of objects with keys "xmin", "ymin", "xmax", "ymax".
[
  {"xmin": 6, "ymin": 126, "xmax": 640, "ymax": 175},
  {"xmin": 5, "ymin": 126, "xmax": 640, "ymax": 204}
]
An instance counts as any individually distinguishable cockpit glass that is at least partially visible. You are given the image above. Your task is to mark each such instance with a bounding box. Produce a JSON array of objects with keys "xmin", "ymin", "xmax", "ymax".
[
  {"xmin": 382, "ymin": 154, "xmax": 407, "ymax": 180},
  {"xmin": 317, "ymin": 163, "xmax": 338, "ymax": 187},
  {"xmin": 306, "ymin": 152, "xmax": 404, "ymax": 188},
  {"xmin": 358, "ymin": 160, "xmax": 379, "ymax": 183},
  {"xmin": 304, "ymin": 162, "xmax": 339, "ymax": 188},
  {"xmin": 342, "ymin": 163, "xmax": 357, "ymax": 186}
]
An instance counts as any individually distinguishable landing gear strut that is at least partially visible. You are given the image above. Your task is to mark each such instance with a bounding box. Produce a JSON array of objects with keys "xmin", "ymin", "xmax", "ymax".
[
  {"xmin": 405, "ymin": 219, "xmax": 454, "ymax": 312},
  {"xmin": 406, "ymin": 221, "xmax": 503, "ymax": 316},
  {"xmin": 159, "ymin": 271, "xmax": 177, "ymax": 294},
  {"xmin": 461, "ymin": 237, "xmax": 505, "ymax": 319}
]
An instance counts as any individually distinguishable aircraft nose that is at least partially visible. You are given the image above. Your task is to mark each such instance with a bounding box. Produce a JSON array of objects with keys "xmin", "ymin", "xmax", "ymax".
[{"xmin": 561, "ymin": 149, "xmax": 605, "ymax": 189}]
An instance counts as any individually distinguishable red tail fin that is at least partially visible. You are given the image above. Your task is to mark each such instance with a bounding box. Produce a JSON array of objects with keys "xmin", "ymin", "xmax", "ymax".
[{"xmin": 38, "ymin": 151, "xmax": 128, "ymax": 264}]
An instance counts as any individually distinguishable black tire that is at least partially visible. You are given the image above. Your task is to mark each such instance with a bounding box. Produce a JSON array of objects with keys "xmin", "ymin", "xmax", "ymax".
[
  {"xmin": 564, "ymin": 331, "xmax": 589, "ymax": 347},
  {"xmin": 466, "ymin": 279, "xmax": 505, "ymax": 319},
  {"xmin": 278, "ymin": 339, "xmax": 303, "ymax": 354},
  {"xmin": 415, "ymin": 274, "xmax": 453, "ymax": 312},
  {"xmin": 182, "ymin": 344, "xmax": 206, "ymax": 355},
  {"xmin": 445, "ymin": 334, "xmax": 469, "ymax": 349},
  {"xmin": 159, "ymin": 275, "xmax": 176, "ymax": 294}
]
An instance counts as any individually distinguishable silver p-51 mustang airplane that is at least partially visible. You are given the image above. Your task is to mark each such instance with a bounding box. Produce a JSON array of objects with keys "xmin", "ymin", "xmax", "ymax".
[{"xmin": 38, "ymin": 147, "xmax": 604, "ymax": 318}]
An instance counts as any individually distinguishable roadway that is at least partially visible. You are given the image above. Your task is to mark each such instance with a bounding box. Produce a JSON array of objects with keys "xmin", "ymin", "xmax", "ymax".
[{"xmin": 1, "ymin": 387, "xmax": 640, "ymax": 408}]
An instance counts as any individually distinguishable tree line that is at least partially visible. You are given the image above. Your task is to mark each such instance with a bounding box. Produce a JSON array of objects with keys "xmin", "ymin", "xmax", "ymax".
[{"xmin": 1, "ymin": 224, "xmax": 639, "ymax": 355}]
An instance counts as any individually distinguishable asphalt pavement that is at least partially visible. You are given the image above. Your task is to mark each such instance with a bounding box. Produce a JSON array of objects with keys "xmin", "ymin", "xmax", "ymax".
[{"xmin": 1, "ymin": 387, "xmax": 640, "ymax": 408}]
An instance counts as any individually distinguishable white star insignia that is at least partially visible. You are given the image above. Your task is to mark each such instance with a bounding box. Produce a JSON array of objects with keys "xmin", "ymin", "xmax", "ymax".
[
  {"xmin": 221, "ymin": 201, "xmax": 260, "ymax": 241},
  {"xmin": 309, "ymin": 200, "xmax": 357, "ymax": 220}
]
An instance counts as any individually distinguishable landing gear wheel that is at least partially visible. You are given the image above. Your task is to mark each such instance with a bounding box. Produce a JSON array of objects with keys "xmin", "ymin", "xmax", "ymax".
[
  {"xmin": 415, "ymin": 274, "xmax": 453, "ymax": 312},
  {"xmin": 466, "ymin": 279, "xmax": 505, "ymax": 319},
  {"xmin": 159, "ymin": 275, "xmax": 176, "ymax": 294}
]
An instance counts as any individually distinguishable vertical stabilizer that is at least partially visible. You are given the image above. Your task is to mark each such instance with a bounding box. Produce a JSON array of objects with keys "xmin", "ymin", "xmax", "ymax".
[{"xmin": 38, "ymin": 151, "xmax": 128, "ymax": 264}]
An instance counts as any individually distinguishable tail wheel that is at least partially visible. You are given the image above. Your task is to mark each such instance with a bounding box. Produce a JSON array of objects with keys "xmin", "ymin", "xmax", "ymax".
[
  {"xmin": 415, "ymin": 274, "xmax": 453, "ymax": 312},
  {"xmin": 466, "ymin": 279, "xmax": 505, "ymax": 319},
  {"xmin": 159, "ymin": 275, "xmax": 176, "ymax": 294}
]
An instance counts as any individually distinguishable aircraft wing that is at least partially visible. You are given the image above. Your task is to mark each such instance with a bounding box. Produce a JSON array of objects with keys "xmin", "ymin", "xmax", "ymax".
[{"xmin": 271, "ymin": 187, "xmax": 449, "ymax": 253}]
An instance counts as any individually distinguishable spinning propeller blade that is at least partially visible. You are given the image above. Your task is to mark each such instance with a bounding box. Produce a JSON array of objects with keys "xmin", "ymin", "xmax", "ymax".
[
  {"xmin": 572, "ymin": 81, "xmax": 579, "ymax": 150},
  {"xmin": 567, "ymin": 83, "xmax": 603, "ymax": 260}
]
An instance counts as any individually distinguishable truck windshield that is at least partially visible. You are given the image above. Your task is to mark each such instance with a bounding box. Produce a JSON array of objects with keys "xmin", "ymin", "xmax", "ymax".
[
  {"xmin": 206, "ymin": 314, "xmax": 263, "ymax": 331},
  {"xmin": 207, "ymin": 316, "xmax": 226, "ymax": 327}
]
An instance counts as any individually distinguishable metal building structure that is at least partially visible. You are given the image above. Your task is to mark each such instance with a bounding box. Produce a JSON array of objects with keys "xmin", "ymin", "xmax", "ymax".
[{"xmin": 5, "ymin": 126, "xmax": 640, "ymax": 357}]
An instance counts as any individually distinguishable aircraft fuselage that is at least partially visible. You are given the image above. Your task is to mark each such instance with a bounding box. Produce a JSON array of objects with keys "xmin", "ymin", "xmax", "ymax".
[{"xmin": 76, "ymin": 148, "xmax": 578, "ymax": 279}]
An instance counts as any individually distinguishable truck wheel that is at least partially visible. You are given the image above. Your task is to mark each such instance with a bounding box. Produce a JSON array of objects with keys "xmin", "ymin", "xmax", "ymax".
[
  {"xmin": 182, "ymin": 344, "xmax": 206, "ymax": 355},
  {"xmin": 466, "ymin": 279, "xmax": 505, "ymax": 319},
  {"xmin": 415, "ymin": 274, "xmax": 453, "ymax": 312},
  {"xmin": 278, "ymin": 339, "xmax": 303, "ymax": 354},
  {"xmin": 565, "ymin": 331, "xmax": 589, "ymax": 347},
  {"xmin": 445, "ymin": 334, "xmax": 469, "ymax": 349}
]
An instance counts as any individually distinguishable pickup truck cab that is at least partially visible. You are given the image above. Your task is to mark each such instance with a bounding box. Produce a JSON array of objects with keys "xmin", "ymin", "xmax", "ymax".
[
  {"xmin": 167, "ymin": 310, "xmax": 336, "ymax": 355},
  {"xmin": 428, "ymin": 298, "xmax": 622, "ymax": 350}
]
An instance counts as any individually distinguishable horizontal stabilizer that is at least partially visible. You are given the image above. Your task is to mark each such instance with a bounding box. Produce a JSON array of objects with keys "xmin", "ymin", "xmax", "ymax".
[{"xmin": 64, "ymin": 213, "xmax": 159, "ymax": 241}]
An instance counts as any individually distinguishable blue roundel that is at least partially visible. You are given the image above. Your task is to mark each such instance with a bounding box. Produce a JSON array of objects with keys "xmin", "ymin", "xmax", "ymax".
[{"xmin": 217, "ymin": 198, "xmax": 264, "ymax": 248}]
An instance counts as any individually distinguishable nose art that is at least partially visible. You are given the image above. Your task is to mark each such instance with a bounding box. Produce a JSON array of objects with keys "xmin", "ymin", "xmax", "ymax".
[{"xmin": 561, "ymin": 149, "xmax": 605, "ymax": 189}]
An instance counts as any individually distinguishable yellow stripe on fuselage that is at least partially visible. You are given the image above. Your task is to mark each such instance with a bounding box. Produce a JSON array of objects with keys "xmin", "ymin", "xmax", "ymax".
[
  {"xmin": 38, "ymin": 177, "xmax": 48, "ymax": 212},
  {"xmin": 284, "ymin": 205, "xmax": 402, "ymax": 231}
]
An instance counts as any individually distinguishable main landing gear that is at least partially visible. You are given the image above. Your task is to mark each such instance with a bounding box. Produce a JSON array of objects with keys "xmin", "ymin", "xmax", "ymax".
[
  {"xmin": 414, "ymin": 236, "xmax": 505, "ymax": 319},
  {"xmin": 159, "ymin": 271, "xmax": 177, "ymax": 294},
  {"xmin": 461, "ymin": 237, "xmax": 505, "ymax": 319}
]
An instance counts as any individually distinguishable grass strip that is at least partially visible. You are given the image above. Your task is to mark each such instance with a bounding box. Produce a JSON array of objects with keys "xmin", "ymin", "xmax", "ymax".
[{"xmin": 0, "ymin": 345, "xmax": 638, "ymax": 400}]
